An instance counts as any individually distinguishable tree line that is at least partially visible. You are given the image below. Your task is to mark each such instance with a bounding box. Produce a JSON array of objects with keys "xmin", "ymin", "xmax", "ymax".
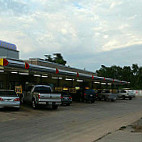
[
  {"xmin": 44, "ymin": 53, "xmax": 141, "ymax": 89},
  {"xmin": 96, "ymin": 64, "xmax": 142, "ymax": 89}
]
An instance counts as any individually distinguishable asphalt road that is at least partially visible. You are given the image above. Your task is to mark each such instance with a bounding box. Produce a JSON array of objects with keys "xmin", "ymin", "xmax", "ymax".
[{"xmin": 0, "ymin": 97, "xmax": 142, "ymax": 142}]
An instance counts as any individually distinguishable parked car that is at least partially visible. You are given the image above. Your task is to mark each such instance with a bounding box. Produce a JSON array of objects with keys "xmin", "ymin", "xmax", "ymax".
[
  {"xmin": 0, "ymin": 90, "xmax": 20, "ymax": 110},
  {"xmin": 117, "ymin": 90, "xmax": 132, "ymax": 100},
  {"xmin": 23, "ymin": 85, "xmax": 61, "ymax": 109},
  {"xmin": 97, "ymin": 90, "xmax": 118, "ymax": 102},
  {"xmin": 61, "ymin": 92, "xmax": 72, "ymax": 106},
  {"xmin": 83, "ymin": 89, "xmax": 97, "ymax": 103},
  {"xmin": 126, "ymin": 90, "xmax": 136, "ymax": 98}
]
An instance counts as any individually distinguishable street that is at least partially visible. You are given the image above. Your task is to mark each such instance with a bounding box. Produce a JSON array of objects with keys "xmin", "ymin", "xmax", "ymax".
[{"xmin": 0, "ymin": 97, "xmax": 142, "ymax": 142}]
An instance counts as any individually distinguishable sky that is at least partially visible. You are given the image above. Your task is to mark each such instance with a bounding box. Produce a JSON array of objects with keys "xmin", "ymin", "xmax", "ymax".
[{"xmin": 0, "ymin": 0, "xmax": 142, "ymax": 72}]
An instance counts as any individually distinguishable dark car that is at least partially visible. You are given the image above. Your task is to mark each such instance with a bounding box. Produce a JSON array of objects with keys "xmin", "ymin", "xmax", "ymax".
[
  {"xmin": 61, "ymin": 92, "xmax": 72, "ymax": 106},
  {"xmin": 83, "ymin": 89, "xmax": 97, "ymax": 103}
]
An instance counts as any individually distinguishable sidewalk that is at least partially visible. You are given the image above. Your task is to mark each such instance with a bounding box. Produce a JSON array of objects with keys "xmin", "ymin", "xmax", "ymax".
[{"xmin": 96, "ymin": 118, "xmax": 142, "ymax": 142}]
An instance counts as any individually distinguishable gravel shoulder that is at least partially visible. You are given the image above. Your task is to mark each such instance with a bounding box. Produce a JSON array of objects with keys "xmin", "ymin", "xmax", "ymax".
[{"xmin": 95, "ymin": 118, "xmax": 142, "ymax": 142}]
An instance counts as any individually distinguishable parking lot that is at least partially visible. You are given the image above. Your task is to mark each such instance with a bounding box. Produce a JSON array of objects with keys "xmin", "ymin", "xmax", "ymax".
[{"xmin": 0, "ymin": 97, "xmax": 142, "ymax": 142}]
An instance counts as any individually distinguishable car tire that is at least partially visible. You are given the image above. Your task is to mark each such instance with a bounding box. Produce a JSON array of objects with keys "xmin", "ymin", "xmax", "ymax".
[
  {"xmin": 129, "ymin": 97, "xmax": 132, "ymax": 100},
  {"xmin": 32, "ymin": 100, "xmax": 38, "ymax": 109},
  {"xmin": 52, "ymin": 105, "xmax": 58, "ymax": 110},
  {"xmin": 15, "ymin": 107, "xmax": 20, "ymax": 111},
  {"xmin": 98, "ymin": 98, "xmax": 102, "ymax": 101},
  {"xmin": 91, "ymin": 100, "xmax": 95, "ymax": 103},
  {"xmin": 122, "ymin": 96, "xmax": 125, "ymax": 100}
]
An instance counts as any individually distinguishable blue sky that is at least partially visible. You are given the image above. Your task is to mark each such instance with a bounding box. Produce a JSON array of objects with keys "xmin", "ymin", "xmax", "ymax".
[{"xmin": 0, "ymin": 0, "xmax": 142, "ymax": 71}]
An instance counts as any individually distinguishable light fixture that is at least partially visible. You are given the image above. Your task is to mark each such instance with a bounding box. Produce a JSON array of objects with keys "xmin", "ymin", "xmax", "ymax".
[
  {"xmin": 19, "ymin": 72, "xmax": 29, "ymax": 75},
  {"xmin": 11, "ymin": 71, "xmax": 18, "ymax": 74},
  {"xmin": 52, "ymin": 77, "xmax": 58, "ymax": 79},
  {"xmin": 52, "ymin": 77, "xmax": 62, "ymax": 79},
  {"xmin": 34, "ymin": 74, "xmax": 41, "ymax": 77},
  {"xmin": 101, "ymin": 83, "xmax": 106, "ymax": 85},
  {"xmin": 94, "ymin": 82, "xmax": 100, "ymax": 84},
  {"xmin": 65, "ymin": 78, "xmax": 73, "ymax": 81},
  {"xmin": 77, "ymin": 80, "xmax": 83, "ymax": 82},
  {"xmin": 41, "ymin": 75, "xmax": 48, "ymax": 78}
]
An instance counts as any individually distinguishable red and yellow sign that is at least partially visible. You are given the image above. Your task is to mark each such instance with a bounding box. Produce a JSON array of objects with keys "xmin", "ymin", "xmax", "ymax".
[{"xmin": 0, "ymin": 58, "xmax": 8, "ymax": 66}]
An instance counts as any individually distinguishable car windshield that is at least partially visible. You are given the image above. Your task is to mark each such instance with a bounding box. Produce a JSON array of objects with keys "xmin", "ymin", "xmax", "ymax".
[
  {"xmin": 85, "ymin": 89, "xmax": 95, "ymax": 94},
  {"xmin": 120, "ymin": 90, "xmax": 126, "ymax": 93},
  {"xmin": 61, "ymin": 92, "xmax": 70, "ymax": 97},
  {"xmin": 0, "ymin": 91, "xmax": 17, "ymax": 97},
  {"xmin": 34, "ymin": 87, "xmax": 51, "ymax": 93},
  {"xmin": 105, "ymin": 90, "xmax": 110, "ymax": 93}
]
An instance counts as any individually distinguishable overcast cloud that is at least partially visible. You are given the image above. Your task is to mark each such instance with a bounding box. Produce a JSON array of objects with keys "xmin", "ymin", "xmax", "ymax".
[{"xmin": 0, "ymin": 0, "xmax": 142, "ymax": 71}]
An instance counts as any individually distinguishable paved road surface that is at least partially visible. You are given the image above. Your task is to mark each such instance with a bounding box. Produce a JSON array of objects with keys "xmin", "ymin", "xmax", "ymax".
[{"xmin": 0, "ymin": 97, "xmax": 142, "ymax": 142}]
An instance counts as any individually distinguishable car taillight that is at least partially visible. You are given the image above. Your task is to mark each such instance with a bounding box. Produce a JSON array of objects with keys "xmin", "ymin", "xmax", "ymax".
[
  {"xmin": 14, "ymin": 98, "xmax": 20, "ymax": 101},
  {"xmin": 69, "ymin": 97, "xmax": 72, "ymax": 99},
  {"xmin": 0, "ymin": 98, "xmax": 3, "ymax": 101},
  {"xmin": 84, "ymin": 93, "xmax": 87, "ymax": 96},
  {"xmin": 61, "ymin": 96, "xmax": 63, "ymax": 99},
  {"xmin": 38, "ymin": 94, "xmax": 40, "ymax": 99}
]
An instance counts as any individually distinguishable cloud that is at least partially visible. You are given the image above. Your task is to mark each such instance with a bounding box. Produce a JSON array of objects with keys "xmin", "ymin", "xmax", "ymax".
[{"xmin": 0, "ymin": 0, "xmax": 142, "ymax": 71}]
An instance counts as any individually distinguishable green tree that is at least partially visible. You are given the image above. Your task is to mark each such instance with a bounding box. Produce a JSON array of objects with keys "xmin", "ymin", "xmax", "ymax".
[
  {"xmin": 96, "ymin": 64, "xmax": 142, "ymax": 89},
  {"xmin": 44, "ymin": 55, "xmax": 53, "ymax": 62},
  {"xmin": 44, "ymin": 53, "xmax": 67, "ymax": 65},
  {"xmin": 53, "ymin": 53, "xmax": 66, "ymax": 65}
]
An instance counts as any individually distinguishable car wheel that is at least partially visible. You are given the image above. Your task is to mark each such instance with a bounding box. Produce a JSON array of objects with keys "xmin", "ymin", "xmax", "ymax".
[
  {"xmin": 15, "ymin": 107, "xmax": 20, "ymax": 111},
  {"xmin": 104, "ymin": 97, "xmax": 107, "ymax": 101},
  {"xmin": 91, "ymin": 100, "xmax": 95, "ymax": 103},
  {"xmin": 98, "ymin": 98, "xmax": 102, "ymax": 101},
  {"xmin": 129, "ymin": 97, "xmax": 132, "ymax": 100},
  {"xmin": 52, "ymin": 105, "xmax": 58, "ymax": 110},
  {"xmin": 32, "ymin": 100, "xmax": 38, "ymax": 109},
  {"xmin": 122, "ymin": 96, "xmax": 125, "ymax": 100}
]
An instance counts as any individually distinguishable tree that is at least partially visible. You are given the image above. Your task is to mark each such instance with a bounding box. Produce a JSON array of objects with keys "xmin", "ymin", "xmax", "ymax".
[
  {"xmin": 132, "ymin": 64, "xmax": 139, "ymax": 76},
  {"xmin": 53, "ymin": 53, "xmax": 66, "ymax": 65},
  {"xmin": 44, "ymin": 53, "xmax": 67, "ymax": 65},
  {"xmin": 96, "ymin": 64, "xmax": 142, "ymax": 89},
  {"xmin": 44, "ymin": 55, "xmax": 53, "ymax": 62}
]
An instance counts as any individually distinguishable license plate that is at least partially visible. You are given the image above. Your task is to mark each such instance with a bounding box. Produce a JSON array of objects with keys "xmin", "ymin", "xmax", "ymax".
[
  {"xmin": 48, "ymin": 102, "xmax": 52, "ymax": 105},
  {"xmin": 5, "ymin": 99, "xmax": 12, "ymax": 102},
  {"xmin": 39, "ymin": 102, "xmax": 46, "ymax": 104}
]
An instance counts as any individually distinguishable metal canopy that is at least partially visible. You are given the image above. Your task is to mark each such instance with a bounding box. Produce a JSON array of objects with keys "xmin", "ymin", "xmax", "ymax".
[{"xmin": 0, "ymin": 58, "xmax": 128, "ymax": 85}]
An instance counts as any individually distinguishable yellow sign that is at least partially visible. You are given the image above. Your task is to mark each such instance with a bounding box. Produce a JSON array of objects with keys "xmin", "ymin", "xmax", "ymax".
[
  {"xmin": 0, "ymin": 58, "xmax": 3, "ymax": 66},
  {"xmin": 69, "ymin": 88, "xmax": 76, "ymax": 93},
  {"xmin": 15, "ymin": 85, "xmax": 22, "ymax": 94},
  {"xmin": 63, "ymin": 87, "xmax": 69, "ymax": 91},
  {"xmin": 55, "ymin": 87, "xmax": 63, "ymax": 92}
]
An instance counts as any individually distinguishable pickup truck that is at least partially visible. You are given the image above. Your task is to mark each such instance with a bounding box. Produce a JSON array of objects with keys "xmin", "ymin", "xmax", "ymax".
[
  {"xmin": 117, "ymin": 90, "xmax": 132, "ymax": 100},
  {"xmin": 23, "ymin": 85, "xmax": 61, "ymax": 109},
  {"xmin": 97, "ymin": 90, "xmax": 118, "ymax": 102}
]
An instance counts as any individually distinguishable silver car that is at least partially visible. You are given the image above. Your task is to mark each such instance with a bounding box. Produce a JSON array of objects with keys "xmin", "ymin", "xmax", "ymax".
[{"xmin": 0, "ymin": 90, "xmax": 20, "ymax": 109}]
